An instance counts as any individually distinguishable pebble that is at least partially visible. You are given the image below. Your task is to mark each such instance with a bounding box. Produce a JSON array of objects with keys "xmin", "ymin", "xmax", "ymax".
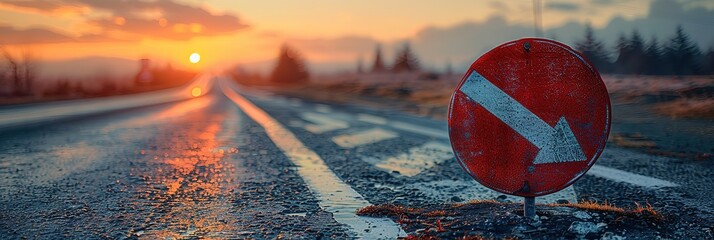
[
  {"xmin": 573, "ymin": 211, "xmax": 592, "ymax": 220},
  {"xmin": 527, "ymin": 217, "xmax": 542, "ymax": 227},
  {"xmin": 557, "ymin": 199, "xmax": 570, "ymax": 204},
  {"xmin": 600, "ymin": 232, "xmax": 626, "ymax": 240},
  {"xmin": 568, "ymin": 221, "xmax": 605, "ymax": 235}
]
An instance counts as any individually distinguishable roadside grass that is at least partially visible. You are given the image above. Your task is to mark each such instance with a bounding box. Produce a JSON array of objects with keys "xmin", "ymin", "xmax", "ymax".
[
  {"xmin": 548, "ymin": 200, "xmax": 665, "ymax": 222},
  {"xmin": 356, "ymin": 204, "xmax": 422, "ymax": 217},
  {"xmin": 357, "ymin": 199, "xmax": 669, "ymax": 239},
  {"xmin": 609, "ymin": 133, "xmax": 658, "ymax": 148},
  {"xmin": 358, "ymin": 199, "xmax": 663, "ymax": 221},
  {"xmin": 452, "ymin": 199, "xmax": 503, "ymax": 208}
]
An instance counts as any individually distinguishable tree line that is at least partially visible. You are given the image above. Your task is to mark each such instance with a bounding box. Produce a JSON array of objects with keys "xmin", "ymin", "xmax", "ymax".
[
  {"xmin": 245, "ymin": 24, "xmax": 714, "ymax": 85},
  {"xmin": 0, "ymin": 47, "xmax": 35, "ymax": 96},
  {"xmin": 367, "ymin": 43, "xmax": 420, "ymax": 73},
  {"xmin": 576, "ymin": 24, "xmax": 714, "ymax": 76}
]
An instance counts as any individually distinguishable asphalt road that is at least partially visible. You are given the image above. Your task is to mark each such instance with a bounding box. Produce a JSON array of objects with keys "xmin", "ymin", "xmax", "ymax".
[{"xmin": 1, "ymin": 78, "xmax": 712, "ymax": 239}]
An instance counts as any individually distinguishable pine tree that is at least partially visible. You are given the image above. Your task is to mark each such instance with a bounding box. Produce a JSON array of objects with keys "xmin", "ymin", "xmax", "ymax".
[
  {"xmin": 665, "ymin": 25, "xmax": 701, "ymax": 76},
  {"xmin": 371, "ymin": 44, "xmax": 386, "ymax": 72},
  {"xmin": 613, "ymin": 33, "xmax": 629, "ymax": 74},
  {"xmin": 575, "ymin": 24, "xmax": 611, "ymax": 73},
  {"xmin": 644, "ymin": 36, "xmax": 664, "ymax": 75},
  {"xmin": 270, "ymin": 45, "xmax": 309, "ymax": 84},
  {"xmin": 356, "ymin": 56, "xmax": 364, "ymax": 73},
  {"xmin": 392, "ymin": 42, "xmax": 420, "ymax": 72},
  {"xmin": 706, "ymin": 48, "xmax": 714, "ymax": 74},
  {"xmin": 627, "ymin": 30, "xmax": 646, "ymax": 74},
  {"xmin": 444, "ymin": 60, "xmax": 453, "ymax": 76}
]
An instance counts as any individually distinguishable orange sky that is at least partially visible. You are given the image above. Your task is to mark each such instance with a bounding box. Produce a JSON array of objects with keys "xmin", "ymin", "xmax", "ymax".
[{"xmin": 1, "ymin": 0, "xmax": 713, "ymax": 72}]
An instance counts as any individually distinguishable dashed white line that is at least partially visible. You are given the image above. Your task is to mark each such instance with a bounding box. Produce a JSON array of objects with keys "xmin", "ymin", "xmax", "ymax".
[
  {"xmin": 301, "ymin": 112, "xmax": 349, "ymax": 134},
  {"xmin": 357, "ymin": 114, "xmax": 388, "ymax": 125},
  {"xmin": 221, "ymin": 81, "xmax": 405, "ymax": 239},
  {"xmin": 332, "ymin": 128, "xmax": 398, "ymax": 148},
  {"xmin": 360, "ymin": 114, "xmax": 678, "ymax": 191},
  {"xmin": 407, "ymin": 180, "xmax": 578, "ymax": 204},
  {"xmin": 374, "ymin": 142, "xmax": 453, "ymax": 177},
  {"xmin": 389, "ymin": 121, "xmax": 447, "ymax": 139},
  {"xmin": 288, "ymin": 98, "xmax": 303, "ymax": 107},
  {"xmin": 586, "ymin": 165, "xmax": 679, "ymax": 188},
  {"xmin": 315, "ymin": 104, "xmax": 332, "ymax": 113}
]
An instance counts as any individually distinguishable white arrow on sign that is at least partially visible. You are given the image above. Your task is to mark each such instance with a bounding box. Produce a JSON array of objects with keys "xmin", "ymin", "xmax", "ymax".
[{"xmin": 459, "ymin": 70, "xmax": 587, "ymax": 164}]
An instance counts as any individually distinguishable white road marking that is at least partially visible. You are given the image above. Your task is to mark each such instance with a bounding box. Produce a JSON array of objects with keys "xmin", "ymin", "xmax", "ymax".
[
  {"xmin": 407, "ymin": 180, "xmax": 578, "ymax": 204},
  {"xmin": 221, "ymin": 81, "xmax": 406, "ymax": 239},
  {"xmin": 586, "ymin": 165, "xmax": 679, "ymax": 188},
  {"xmin": 332, "ymin": 128, "xmax": 398, "ymax": 148},
  {"xmin": 357, "ymin": 114, "xmax": 388, "ymax": 125},
  {"xmin": 287, "ymin": 120, "xmax": 304, "ymax": 128},
  {"xmin": 390, "ymin": 121, "xmax": 446, "ymax": 139},
  {"xmin": 288, "ymin": 98, "xmax": 303, "ymax": 107},
  {"xmin": 345, "ymin": 107, "xmax": 677, "ymax": 197},
  {"xmin": 301, "ymin": 112, "xmax": 349, "ymax": 134},
  {"xmin": 373, "ymin": 142, "xmax": 453, "ymax": 177},
  {"xmin": 459, "ymin": 70, "xmax": 587, "ymax": 164},
  {"xmin": 356, "ymin": 103, "xmax": 679, "ymax": 191},
  {"xmin": 315, "ymin": 104, "xmax": 332, "ymax": 113},
  {"xmin": 357, "ymin": 113, "xmax": 446, "ymax": 139}
]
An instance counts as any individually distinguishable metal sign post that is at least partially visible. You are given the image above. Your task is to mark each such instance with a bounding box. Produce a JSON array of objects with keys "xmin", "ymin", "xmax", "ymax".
[
  {"xmin": 448, "ymin": 38, "xmax": 611, "ymax": 219},
  {"xmin": 524, "ymin": 197, "xmax": 536, "ymax": 218}
]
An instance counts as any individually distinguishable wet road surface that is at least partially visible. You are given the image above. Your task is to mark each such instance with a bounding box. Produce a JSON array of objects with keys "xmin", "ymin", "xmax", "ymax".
[{"xmin": 1, "ymin": 78, "xmax": 712, "ymax": 238}]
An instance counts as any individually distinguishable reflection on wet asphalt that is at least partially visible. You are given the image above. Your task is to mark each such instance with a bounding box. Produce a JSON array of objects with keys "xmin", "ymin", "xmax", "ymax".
[{"xmin": 0, "ymin": 93, "xmax": 347, "ymax": 239}]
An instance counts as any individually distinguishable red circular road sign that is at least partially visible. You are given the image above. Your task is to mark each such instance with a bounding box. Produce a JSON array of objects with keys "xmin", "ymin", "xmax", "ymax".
[{"xmin": 448, "ymin": 38, "xmax": 611, "ymax": 197}]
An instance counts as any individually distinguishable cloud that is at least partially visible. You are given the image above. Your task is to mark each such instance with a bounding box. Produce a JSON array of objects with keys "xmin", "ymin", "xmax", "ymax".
[
  {"xmin": 81, "ymin": 0, "xmax": 247, "ymax": 40},
  {"xmin": 1, "ymin": 0, "xmax": 247, "ymax": 42},
  {"xmin": 488, "ymin": 1, "xmax": 509, "ymax": 12},
  {"xmin": 412, "ymin": 16, "xmax": 532, "ymax": 66},
  {"xmin": 546, "ymin": 2, "xmax": 580, "ymax": 12},
  {"xmin": 0, "ymin": 24, "xmax": 74, "ymax": 44},
  {"xmin": 287, "ymin": 0, "xmax": 714, "ymax": 73},
  {"xmin": 0, "ymin": 0, "xmax": 87, "ymax": 15},
  {"xmin": 548, "ymin": 0, "xmax": 714, "ymax": 49},
  {"xmin": 590, "ymin": 0, "xmax": 615, "ymax": 5},
  {"xmin": 415, "ymin": 0, "xmax": 714, "ymax": 68}
]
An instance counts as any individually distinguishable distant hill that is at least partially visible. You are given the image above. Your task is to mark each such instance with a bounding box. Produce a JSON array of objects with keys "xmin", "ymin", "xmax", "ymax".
[
  {"xmin": 236, "ymin": 59, "xmax": 358, "ymax": 76},
  {"xmin": 38, "ymin": 56, "xmax": 140, "ymax": 80}
]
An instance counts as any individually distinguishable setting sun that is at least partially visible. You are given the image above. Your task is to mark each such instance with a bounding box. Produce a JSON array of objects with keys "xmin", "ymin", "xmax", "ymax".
[{"xmin": 189, "ymin": 53, "xmax": 201, "ymax": 64}]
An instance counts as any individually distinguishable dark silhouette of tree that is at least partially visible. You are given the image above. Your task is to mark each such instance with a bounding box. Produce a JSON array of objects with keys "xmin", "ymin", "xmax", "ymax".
[
  {"xmin": 356, "ymin": 56, "xmax": 364, "ymax": 73},
  {"xmin": 22, "ymin": 51, "xmax": 35, "ymax": 94},
  {"xmin": 706, "ymin": 47, "xmax": 714, "ymax": 74},
  {"xmin": 270, "ymin": 45, "xmax": 309, "ymax": 84},
  {"xmin": 371, "ymin": 44, "xmax": 386, "ymax": 72},
  {"xmin": 613, "ymin": 31, "xmax": 646, "ymax": 74},
  {"xmin": 1, "ymin": 47, "xmax": 35, "ymax": 95},
  {"xmin": 1, "ymin": 47, "xmax": 20, "ymax": 95},
  {"xmin": 0, "ymin": 66, "xmax": 5, "ymax": 95},
  {"xmin": 575, "ymin": 24, "xmax": 611, "ymax": 73},
  {"xmin": 613, "ymin": 33, "xmax": 629, "ymax": 74},
  {"xmin": 644, "ymin": 36, "xmax": 664, "ymax": 75},
  {"xmin": 665, "ymin": 25, "xmax": 701, "ymax": 76},
  {"xmin": 392, "ymin": 42, "xmax": 419, "ymax": 72},
  {"xmin": 627, "ymin": 30, "xmax": 647, "ymax": 74},
  {"xmin": 444, "ymin": 60, "xmax": 453, "ymax": 76}
]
